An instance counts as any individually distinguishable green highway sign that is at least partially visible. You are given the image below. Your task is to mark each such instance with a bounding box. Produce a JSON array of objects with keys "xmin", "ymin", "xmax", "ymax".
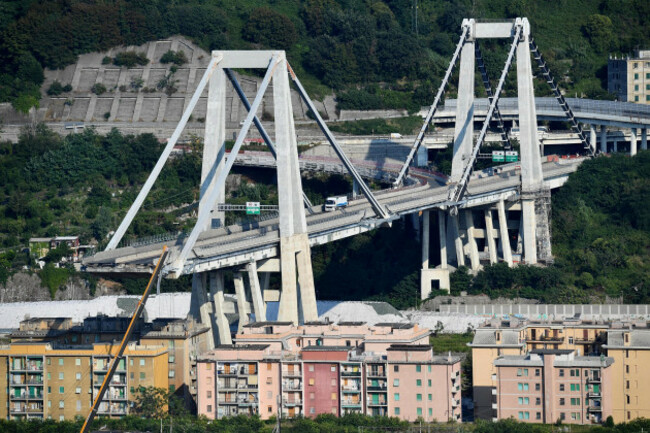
[
  {"xmin": 246, "ymin": 201, "xmax": 260, "ymax": 215},
  {"xmin": 505, "ymin": 151, "xmax": 519, "ymax": 162},
  {"xmin": 492, "ymin": 151, "xmax": 505, "ymax": 162}
]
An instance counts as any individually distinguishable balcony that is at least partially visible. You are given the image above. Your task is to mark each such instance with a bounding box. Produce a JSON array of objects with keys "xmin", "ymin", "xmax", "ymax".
[
  {"xmin": 282, "ymin": 383, "xmax": 302, "ymax": 391},
  {"xmin": 587, "ymin": 392, "xmax": 601, "ymax": 399},
  {"xmin": 366, "ymin": 384, "xmax": 387, "ymax": 391},
  {"xmin": 588, "ymin": 405, "xmax": 602, "ymax": 412},
  {"xmin": 574, "ymin": 338, "xmax": 596, "ymax": 345},
  {"xmin": 587, "ymin": 375, "xmax": 601, "ymax": 384},
  {"xmin": 526, "ymin": 335, "xmax": 564, "ymax": 343},
  {"xmin": 341, "ymin": 386, "xmax": 361, "ymax": 393},
  {"xmin": 452, "ymin": 399, "xmax": 460, "ymax": 408},
  {"xmin": 491, "ymin": 388, "xmax": 497, "ymax": 396},
  {"xmin": 283, "ymin": 398, "xmax": 302, "ymax": 406},
  {"xmin": 282, "ymin": 369, "xmax": 302, "ymax": 377},
  {"xmin": 367, "ymin": 369, "xmax": 386, "ymax": 378},
  {"xmin": 367, "ymin": 399, "xmax": 387, "ymax": 406},
  {"xmin": 341, "ymin": 369, "xmax": 361, "ymax": 376},
  {"xmin": 341, "ymin": 399, "xmax": 362, "ymax": 407}
]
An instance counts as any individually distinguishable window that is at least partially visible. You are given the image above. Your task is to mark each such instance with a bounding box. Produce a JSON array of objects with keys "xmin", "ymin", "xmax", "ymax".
[
  {"xmin": 75, "ymin": 358, "xmax": 81, "ymax": 366},
  {"xmin": 394, "ymin": 407, "xmax": 400, "ymax": 415},
  {"xmin": 330, "ymin": 365, "xmax": 336, "ymax": 372},
  {"xmin": 47, "ymin": 373, "xmax": 51, "ymax": 380},
  {"xmin": 536, "ymin": 398, "xmax": 541, "ymax": 405},
  {"xmin": 59, "ymin": 387, "xmax": 64, "ymax": 394},
  {"xmin": 169, "ymin": 355, "xmax": 175, "ymax": 364},
  {"xmin": 518, "ymin": 412, "xmax": 524, "ymax": 420},
  {"xmin": 331, "ymin": 392, "xmax": 337, "ymax": 400},
  {"xmin": 140, "ymin": 359, "xmax": 145, "ymax": 366},
  {"xmin": 535, "ymin": 383, "xmax": 540, "ymax": 391},
  {"xmin": 331, "ymin": 407, "xmax": 337, "ymax": 415},
  {"xmin": 568, "ymin": 337, "xmax": 574, "ymax": 345},
  {"xmin": 58, "ymin": 358, "xmax": 64, "ymax": 366},
  {"xmin": 518, "ymin": 397, "xmax": 529, "ymax": 405},
  {"xmin": 523, "ymin": 369, "xmax": 528, "ymax": 376},
  {"xmin": 169, "ymin": 385, "xmax": 175, "ymax": 393},
  {"xmin": 517, "ymin": 369, "xmax": 522, "ymax": 377},
  {"xmin": 394, "ymin": 393, "xmax": 400, "ymax": 401},
  {"xmin": 634, "ymin": 73, "xmax": 639, "ymax": 79},
  {"xmin": 331, "ymin": 379, "xmax": 336, "ymax": 387},
  {"xmin": 268, "ymin": 406, "xmax": 272, "ymax": 413},
  {"xmin": 416, "ymin": 365, "xmax": 421, "ymax": 373},
  {"xmin": 535, "ymin": 369, "xmax": 540, "ymax": 377},
  {"xmin": 428, "ymin": 379, "xmax": 432, "ymax": 387},
  {"xmin": 635, "ymin": 96, "xmax": 640, "ymax": 102},
  {"xmin": 393, "ymin": 379, "xmax": 399, "ymax": 387},
  {"xmin": 309, "ymin": 378, "xmax": 315, "ymax": 386},
  {"xmin": 570, "ymin": 398, "xmax": 580, "ymax": 406},
  {"xmin": 48, "ymin": 387, "xmax": 51, "ymax": 394},
  {"xmin": 429, "ymin": 408, "xmax": 433, "ymax": 416},
  {"xmin": 394, "ymin": 365, "xmax": 399, "ymax": 372},
  {"xmin": 559, "ymin": 384, "xmax": 565, "ymax": 392},
  {"xmin": 310, "ymin": 407, "xmax": 316, "ymax": 414},
  {"xmin": 59, "ymin": 372, "xmax": 64, "ymax": 380},
  {"xmin": 570, "ymin": 384, "xmax": 580, "ymax": 392},
  {"xmin": 75, "ymin": 387, "xmax": 81, "ymax": 394},
  {"xmin": 417, "ymin": 407, "xmax": 422, "ymax": 416},
  {"xmin": 416, "ymin": 379, "xmax": 422, "ymax": 387},
  {"xmin": 140, "ymin": 372, "xmax": 145, "ymax": 380},
  {"xmin": 428, "ymin": 365, "xmax": 431, "ymax": 373},
  {"xmin": 169, "ymin": 370, "xmax": 175, "ymax": 378},
  {"xmin": 266, "ymin": 377, "xmax": 272, "ymax": 384},
  {"xmin": 428, "ymin": 394, "xmax": 432, "ymax": 401},
  {"xmin": 559, "ymin": 398, "xmax": 565, "ymax": 406},
  {"xmin": 309, "ymin": 365, "xmax": 314, "ymax": 372},
  {"xmin": 168, "ymin": 340, "xmax": 175, "ymax": 349},
  {"xmin": 48, "ymin": 400, "xmax": 51, "ymax": 408},
  {"xmin": 536, "ymin": 412, "xmax": 541, "ymax": 420},
  {"xmin": 76, "ymin": 373, "xmax": 81, "ymax": 380},
  {"xmin": 559, "ymin": 369, "xmax": 565, "ymax": 377},
  {"xmin": 560, "ymin": 412, "xmax": 566, "ymax": 421},
  {"xmin": 59, "ymin": 400, "xmax": 64, "ymax": 408},
  {"xmin": 416, "ymin": 394, "xmax": 422, "ymax": 401},
  {"xmin": 47, "ymin": 358, "xmax": 51, "ymax": 365},
  {"xmin": 76, "ymin": 400, "xmax": 81, "ymax": 411},
  {"xmin": 207, "ymin": 405, "xmax": 212, "ymax": 413},
  {"xmin": 310, "ymin": 392, "xmax": 315, "ymax": 400}
]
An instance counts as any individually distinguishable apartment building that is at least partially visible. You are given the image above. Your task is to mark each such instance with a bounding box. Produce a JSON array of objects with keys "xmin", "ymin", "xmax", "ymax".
[
  {"xmin": 608, "ymin": 50, "xmax": 650, "ymax": 103},
  {"xmin": 469, "ymin": 317, "xmax": 610, "ymax": 419},
  {"xmin": 0, "ymin": 342, "xmax": 168, "ymax": 421},
  {"xmin": 602, "ymin": 327, "xmax": 650, "ymax": 422},
  {"xmin": 494, "ymin": 349, "xmax": 613, "ymax": 425},
  {"xmin": 8, "ymin": 316, "xmax": 210, "ymax": 412},
  {"xmin": 196, "ymin": 321, "xmax": 461, "ymax": 423}
]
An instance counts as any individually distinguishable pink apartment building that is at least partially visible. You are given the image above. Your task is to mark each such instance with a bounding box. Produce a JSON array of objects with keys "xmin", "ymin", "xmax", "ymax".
[
  {"xmin": 494, "ymin": 349, "xmax": 613, "ymax": 425},
  {"xmin": 196, "ymin": 321, "xmax": 462, "ymax": 422}
]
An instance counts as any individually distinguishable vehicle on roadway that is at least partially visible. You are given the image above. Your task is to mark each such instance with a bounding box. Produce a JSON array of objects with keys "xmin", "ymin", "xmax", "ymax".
[{"xmin": 323, "ymin": 196, "xmax": 348, "ymax": 212}]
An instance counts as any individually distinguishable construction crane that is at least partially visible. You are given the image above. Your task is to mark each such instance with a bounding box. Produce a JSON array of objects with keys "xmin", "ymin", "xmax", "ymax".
[{"xmin": 79, "ymin": 246, "xmax": 169, "ymax": 433}]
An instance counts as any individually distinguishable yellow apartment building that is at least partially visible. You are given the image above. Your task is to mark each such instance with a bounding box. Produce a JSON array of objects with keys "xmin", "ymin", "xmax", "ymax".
[{"xmin": 0, "ymin": 342, "xmax": 168, "ymax": 421}]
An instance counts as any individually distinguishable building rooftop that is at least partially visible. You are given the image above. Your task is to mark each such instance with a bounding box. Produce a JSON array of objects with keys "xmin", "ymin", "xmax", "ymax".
[
  {"xmin": 603, "ymin": 329, "xmax": 650, "ymax": 349},
  {"xmin": 374, "ymin": 323, "xmax": 414, "ymax": 329},
  {"xmin": 301, "ymin": 345, "xmax": 351, "ymax": 352},
  {"xmin": 387, "ymin": 344, "xmax": 432, "ymax": 352},
  {"xmin": 242, "ymin": 321, "xmax": 293, "ymax": 328},
  {"xmin": 214, "ymin": 344, "xmax": 270, "ymax": 351},
  {"xmin": 337, "ymin": 321, "xmax": 365, "ymax": 326},
  {"xmin": 530, "ymin": 349, "xmax": 574, "ymax": 355}
]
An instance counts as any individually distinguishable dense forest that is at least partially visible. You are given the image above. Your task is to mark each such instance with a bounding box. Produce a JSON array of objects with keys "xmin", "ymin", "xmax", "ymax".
[{"xmin": 1, "ymin": 0, "xmax": 650, "ymax": 113}]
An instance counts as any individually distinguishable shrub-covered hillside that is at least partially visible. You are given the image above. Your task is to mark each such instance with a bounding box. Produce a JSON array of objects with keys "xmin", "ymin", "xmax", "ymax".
[{"xmin": 1, "ymin": 0, "xmax": 649, "ymax": 113}]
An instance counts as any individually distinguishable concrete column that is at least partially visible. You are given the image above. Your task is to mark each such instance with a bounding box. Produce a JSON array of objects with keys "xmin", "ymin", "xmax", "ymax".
[
  {"xmin": 613, "ymin": 139, "xmax": 618, "ymax": 153},
  {"xmin": 438, "ymin": 210, "xmax": 448, "ymax": 268},
  {"xmin": 200, "ymin": 66, "xmax": 227, "ymax": 229},
  {"xmin": 521, "ymin": 199, "xmax": 537, "ymax": 264},
  {"xmin": 209, "ymin": 271, "xmax": 231, "ymax": 345},
  {"xmin": 451, "ymin": 29, "xmax": 475, "ymax": 183},
  {"xmin": 497, "ymin": 200, "xmax": 513, "ymax": 267},
  {"xmin": 352, "ymin": 179, "xmax": 360, "ymax": 198},
  {"xmin": 246, "ymin": 261, "xmax": 266, "ymax": 322},
  {"xmin": 274, "ymin": 54, "xmax": 317, "ymax": 324},
  {"xmin": 295, "ymin": 234, "xmax": 318, "ymax": 323},
  {"xmin": 484, "ymin": 209, "xmax": 497, "ymax": 265},
  {"xmin": 422, "ymin": 211, "xmax": 430, "ymax": 270},
  {"xmin": 517, "ymin": 19, "xmax": 544, "ymax": 193},
  {"xmin": 630, "ymin": 128, "xmax": 638, "ymax": 156},
  {"xmin": 234, "ymin": 272, "xmax": 249, "ymax": 333},
  {"xmin": 464, "ymin": 210, "xmax": 480, "ymax": 270},
  {"xmin": 191, "ymin": 273, "xmax": 215, "ymax": 348},
  {"xmin": 641, "ymin": 128, "xmax": 647, "ymax": 150},
  {"xmin": 450, "ymin": 213, "xmax": 465, "ymax": 267},
  {"xmin": 600, "ymin": 125, "xmax": 607, "ymax": 153},
  {"xmin": 259, "ymin": 272, "xmax": 270, "ymax": 296},
  {"xmin": 589, "ymin": 125, "xmax": 597, "ymax": 154}
]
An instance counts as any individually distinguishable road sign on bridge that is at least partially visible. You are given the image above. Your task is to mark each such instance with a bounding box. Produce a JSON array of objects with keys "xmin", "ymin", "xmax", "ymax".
[{"xmin": 246, "ymin": 202, "xmax": 261, "ymax": 215}]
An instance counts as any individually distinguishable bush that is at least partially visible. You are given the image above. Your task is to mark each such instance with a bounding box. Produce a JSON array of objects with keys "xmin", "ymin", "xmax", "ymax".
[
  {"xmin": 160, "ymin": 50, "xmax": 188, "ymax": 66},
  {"xmin": 91, "ymin": 83, "xmax": 106, "ymax": 95},
  {"xmin": 47, "ymin": 81, "xmax": 64, "ymax": 96},
  {"xmin": 101, "ymin": 56, "xmax": 112, "ymax": 65},
  {"xmin": 113, "ymin": 51, "xmax": 149, "ymax": 68}
]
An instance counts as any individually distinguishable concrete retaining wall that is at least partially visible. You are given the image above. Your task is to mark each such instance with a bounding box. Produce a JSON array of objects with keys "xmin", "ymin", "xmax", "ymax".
[{"xmin": 438, "ymin": 304, "xmax": 650, "ymax": 318}]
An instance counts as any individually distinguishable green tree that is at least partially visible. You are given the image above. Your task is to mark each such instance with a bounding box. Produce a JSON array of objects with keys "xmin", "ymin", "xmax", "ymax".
[
  {"xmin": 243, "ymin": 7, "xmax": 298, "ymax": 50},
  {"xmin": 132, "ymin": 386, "xmax": 167, "ymax": 419},
  {"xmin": 583, "ymin": 14, "xmax": 613, "ymax": 53}
]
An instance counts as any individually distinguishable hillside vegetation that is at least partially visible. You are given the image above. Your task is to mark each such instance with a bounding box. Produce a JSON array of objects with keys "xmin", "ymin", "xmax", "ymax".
[{"xmin": 1, "ymin": 0, "xmax": 649, "ymax": 113}]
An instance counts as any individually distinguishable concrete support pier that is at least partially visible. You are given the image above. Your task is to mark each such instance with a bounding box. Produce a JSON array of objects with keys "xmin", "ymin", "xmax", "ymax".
[
  {"xmin": 420, "ymin": 210, "xmax": 450, "ymax": 299},
  {"xmin": 209, "ymin": 271, "xmax": 231, "ymax": 345},
  {"xmin": 600, "ymin": 125, "xmax": 607, "ymax": 153},
  {"xmin": 631, "ymin": 128, "xmax": 638, "ymax": 156},
  {"xmin": 234, "ymin": 272, "xmax": 249, "ymax": 333},
  {"xmin": 465, "ymin": 211, "xmax": 480, "ymax": 270},
  {"xmin": 484, "ymin": 209, "xmax": 497, "ymax": 264},
  {"xmin": 642, "ymin": 128, "xmax": 648, "ymax": 151},
  {"xmin": 246, "ymin": 261, "xmax": 266, "ymax": 322},
  {"xmin": 497, "ymin": 200, "xmax": 513, "ymax": 267}
]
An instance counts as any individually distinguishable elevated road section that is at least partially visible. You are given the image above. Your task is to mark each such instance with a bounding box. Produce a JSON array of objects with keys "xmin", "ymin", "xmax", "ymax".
[{"xmin": 84, "ymin": 157, "xmax": 582, "ymax": 276}]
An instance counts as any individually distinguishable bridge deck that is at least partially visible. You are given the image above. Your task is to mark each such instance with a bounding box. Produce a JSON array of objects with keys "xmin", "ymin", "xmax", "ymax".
[{"xmin": 84, "ymin": 158, "xmax": 582, "ymax": 276}]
